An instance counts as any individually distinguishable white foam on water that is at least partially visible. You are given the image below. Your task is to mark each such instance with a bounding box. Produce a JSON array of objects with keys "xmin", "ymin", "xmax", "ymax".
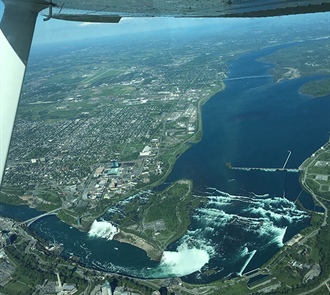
[
  {"xmin": 193, "ymin": 208, "xmax": 234, "ymax": 227},
  {"xmin": 208, "ymin": 193, "xmax": 252, "ymax": 203},
  {"xmin": 240, "ymin": 194, "xmax": 308, "ymax": 224},
  {"xmin": 272, "ymin": 226, "xmax": 287, "ymax": 247},
  {"xmin": 240, "ymin": 246, "xmax": 249, "ymax": 257},
  {"xmin": 247, "ymin": 207, "xmax": 287, "ymax": 221},
  {"xmin": 88, "ymin": 220, "xmax": 120, "ymax": 240},
  {"xmin": 191, "ymin": 188, "xmax": 308, "ymax": 252},
  {"xmin": 179, "ymin": 232, "xmax": 216, "ymax": 257},
  {"xmin": 87, "ymin": 187, "xmax": 308, "ymax": 279},
  {"xmin": 107, "ymin": 190, "xmax": 151, "ymax": 214},
  {"xmin": 256, "ymin": 223, "xmax": 288, "ymax": 249},
  {"xmin": 159, "ymin": 242, "xmax": 209, "ymax": 276}
]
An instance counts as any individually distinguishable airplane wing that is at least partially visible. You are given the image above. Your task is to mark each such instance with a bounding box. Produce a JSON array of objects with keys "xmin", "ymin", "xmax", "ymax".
[
  {"xmin": 1, "ymin": 0, "xmax": 330, "ymax": 186},
  {"xmin": 46, "ymin": 0, "xmax": 330, "ymax": 20}
]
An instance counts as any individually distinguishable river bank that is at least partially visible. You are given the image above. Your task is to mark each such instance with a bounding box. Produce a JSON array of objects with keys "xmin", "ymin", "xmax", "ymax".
[
  {"xmin": 114, "ymin": 231, "xmax": 163, "ymax": 261},
  {"xmin": 105, "ymin": 179, "xmax": 195, "ymax": 262},
  {"xmin": 0, "ymin": 73, "xmax": 227, "ymax": 234}
]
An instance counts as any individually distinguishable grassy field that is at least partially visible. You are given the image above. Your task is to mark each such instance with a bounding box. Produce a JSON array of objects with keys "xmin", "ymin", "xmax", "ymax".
[{"xmin": 301, "ymin": 141, "xmax": 330, "ymax": 200}]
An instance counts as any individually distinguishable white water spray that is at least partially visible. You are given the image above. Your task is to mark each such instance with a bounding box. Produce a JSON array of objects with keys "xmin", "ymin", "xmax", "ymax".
[
  {"xmin": 273, "ymin": 226, "xmax": 287, "ymax": 247},
  {"xmin": 88, "ymin": 220, "xmax": 120, "ymax": 240},
  {"xmin": 160, "ymin": 242, "xmax": 209, "ymax": 277}
]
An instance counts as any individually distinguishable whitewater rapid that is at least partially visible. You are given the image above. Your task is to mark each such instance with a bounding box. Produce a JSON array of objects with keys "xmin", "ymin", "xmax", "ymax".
[
  {"xmin": 88, "ymin": 220, "xmax": 120, "ymax": 240},
  {"xmin": 164, "ymin": 187, "xmax": 308, "ymax": 280},
  {"xmin": 85, "ymin": 187, "xmax": 307, "ymax": 281}
]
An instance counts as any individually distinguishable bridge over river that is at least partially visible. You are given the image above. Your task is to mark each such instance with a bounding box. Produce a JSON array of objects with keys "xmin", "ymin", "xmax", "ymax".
[{"xmin": 17, "ymin": 208, "xmax": 61, "ymax": 227}]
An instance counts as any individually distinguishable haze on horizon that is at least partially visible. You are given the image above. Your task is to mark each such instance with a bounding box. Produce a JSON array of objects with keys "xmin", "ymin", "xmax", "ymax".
[
  {"xmin": 0, "ymin": 0, "xmax": 328, "ymax": 46},
  {"xmin": 0, "ymin": 3, "xmax": 324, "ymax": 45}
]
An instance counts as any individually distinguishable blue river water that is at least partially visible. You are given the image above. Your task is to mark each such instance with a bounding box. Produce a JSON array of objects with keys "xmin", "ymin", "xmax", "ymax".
[
  {"xmin": 164, "ymin": 43, "xmax": 330, "ymax": 282},
  {"xmin": 1, "ymin": 42, "xmax": 329, "ymax": 284}
]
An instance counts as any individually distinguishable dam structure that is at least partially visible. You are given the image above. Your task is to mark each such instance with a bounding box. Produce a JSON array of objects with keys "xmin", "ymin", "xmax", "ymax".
[{"xmin": 227, "ymin": 150, "xmax": 300, "ymax": 173}]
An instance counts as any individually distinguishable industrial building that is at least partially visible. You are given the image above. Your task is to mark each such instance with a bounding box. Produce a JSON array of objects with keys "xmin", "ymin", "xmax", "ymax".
[{"xmin": 140, "ymin": 146, "xmax": 151, "ymax": 156}]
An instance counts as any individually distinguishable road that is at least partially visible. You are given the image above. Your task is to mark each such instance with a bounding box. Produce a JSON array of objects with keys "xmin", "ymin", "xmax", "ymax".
[{"xmin": 298, "ymin": 276, "xmax": 330, "ymax": 295}]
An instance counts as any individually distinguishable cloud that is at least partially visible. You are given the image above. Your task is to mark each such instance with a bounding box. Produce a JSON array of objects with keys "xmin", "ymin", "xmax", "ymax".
[{"xmin": 79, "ymin": 22, "xmax": 104, "ymax": 27}]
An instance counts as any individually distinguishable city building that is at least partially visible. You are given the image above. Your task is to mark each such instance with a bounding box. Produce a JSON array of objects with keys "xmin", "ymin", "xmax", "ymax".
[
  {"xmin": 111, "ymin": 160, "xmax": 120, "ymax": 168},
  {"xmin": 55, "ymin": 271, "xmax": 77, "ymax": 295},
  {"xmin": 140, "ymin": 146, "xmax": 151, "ymax": 156},
  {"xmin": 94, "ymin": 167, "xmax": 105, "ymax": 178},
  {"xmin": 0, "ymin": 231, "xmax": 15, "ymax": 247}
]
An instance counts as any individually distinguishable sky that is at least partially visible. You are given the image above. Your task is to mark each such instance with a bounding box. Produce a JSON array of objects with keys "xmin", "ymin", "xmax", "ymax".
[
  {"xmin": 32, "ymin": 17, "xmax": 226, "ymax": 44},
  {"xmin": 0, "ymin": 1, "xmax": 239, "ymax": 44},
  {"xmin": 21, "ymin": 13, "xmax": 330, "ymax": 45},
  {"xmin": 0, "ymin": 1, "xmax": 329, "ymax": 45}
]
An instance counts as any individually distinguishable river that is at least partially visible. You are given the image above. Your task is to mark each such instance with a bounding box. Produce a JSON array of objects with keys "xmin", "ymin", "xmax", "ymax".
[{"xmin": 1, "ymin": 41, "xmax": 329, "ymax": 284}]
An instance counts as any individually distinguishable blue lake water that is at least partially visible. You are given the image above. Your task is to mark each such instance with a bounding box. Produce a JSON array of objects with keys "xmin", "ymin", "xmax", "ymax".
[{"xmin": 1, "ymin": 42, "xmax": 329, "ymax": 283}]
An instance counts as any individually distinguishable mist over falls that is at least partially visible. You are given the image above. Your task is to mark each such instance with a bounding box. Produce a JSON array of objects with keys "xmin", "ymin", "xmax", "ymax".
[{"xmin": 88, "ymin": 220, "xmax": 120, "ymax": 240}]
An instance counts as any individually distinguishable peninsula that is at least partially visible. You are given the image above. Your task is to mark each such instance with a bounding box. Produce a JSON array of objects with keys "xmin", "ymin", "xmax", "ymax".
[{"xmin": 109, "ymin": 180, "xmax": 197, "ymax": 261}]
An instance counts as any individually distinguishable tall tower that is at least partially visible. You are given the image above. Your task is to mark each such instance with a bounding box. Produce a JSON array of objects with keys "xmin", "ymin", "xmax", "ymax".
[{"xmin": 55, "ymin": 271, "xmax": 62, "ymax": 289}]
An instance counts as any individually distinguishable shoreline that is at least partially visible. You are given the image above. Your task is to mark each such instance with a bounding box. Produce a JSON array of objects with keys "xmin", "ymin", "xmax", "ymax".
[
  {"xmin": 0, "ymin": 81, "xmax": 227, "ymax": 228},
  {"xmin": 114, "ymin": 230, "xmax": 163, "ymax": 261}
]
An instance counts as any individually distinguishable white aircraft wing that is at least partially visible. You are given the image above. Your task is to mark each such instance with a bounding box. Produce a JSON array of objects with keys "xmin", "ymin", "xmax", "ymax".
[{"xmin": 1, "ymin": 0, "xmax": 330, "ymax": 186}]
